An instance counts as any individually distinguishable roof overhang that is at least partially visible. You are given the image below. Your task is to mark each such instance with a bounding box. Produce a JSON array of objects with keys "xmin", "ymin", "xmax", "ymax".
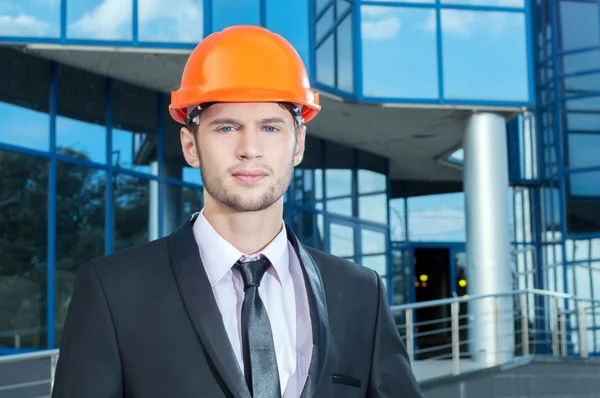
[{"xmin": 5, "ymin": 44, "xmax": 526, "ymax": 195}]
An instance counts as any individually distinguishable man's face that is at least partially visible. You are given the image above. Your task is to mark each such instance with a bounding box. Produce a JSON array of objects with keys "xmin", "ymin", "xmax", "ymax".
[{"xmin": 180, "ymin": 102, "xmax": 306, "ymax": 212}]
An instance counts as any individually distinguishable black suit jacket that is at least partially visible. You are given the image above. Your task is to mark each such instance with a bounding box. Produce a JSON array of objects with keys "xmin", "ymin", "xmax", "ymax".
[{"xmin": 52, "ymin": 215, "xmax": 422, "ymax": 397}]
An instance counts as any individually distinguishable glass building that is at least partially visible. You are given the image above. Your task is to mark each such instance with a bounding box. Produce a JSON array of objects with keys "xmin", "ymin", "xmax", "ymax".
[{"xmin": 0, "ymin": 0, "xmax": 598, "ymax": 358}]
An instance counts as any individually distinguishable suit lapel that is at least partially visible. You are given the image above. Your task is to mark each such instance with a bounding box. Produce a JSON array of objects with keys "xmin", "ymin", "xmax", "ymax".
[
  {"xmin": 285, "ymin": 225, "xmax": 329, "ymax": 397},
  {"xmin": 168, "ymin": 215, "xmax": 250, "ymax": 398}
]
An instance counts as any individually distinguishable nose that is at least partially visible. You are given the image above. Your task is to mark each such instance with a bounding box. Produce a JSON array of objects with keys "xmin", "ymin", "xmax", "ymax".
[{"xmin": 235, "ymin": 128, "xmax": 263, "ymax": 160}]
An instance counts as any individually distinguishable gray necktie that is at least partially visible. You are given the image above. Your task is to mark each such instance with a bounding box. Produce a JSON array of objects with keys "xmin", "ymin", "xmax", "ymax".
[{"xmin": 235, "ymin": 258, "xmax": 282, "ymax": 397}]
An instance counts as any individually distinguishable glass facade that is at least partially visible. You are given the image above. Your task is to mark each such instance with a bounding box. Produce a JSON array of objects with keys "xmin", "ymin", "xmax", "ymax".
[
  {"xmin": 1, "ymin": 0, "xmax": 530, "ymax": 106},
  {"xmin": 533, "ymin": 0, "xmax": 600, "ymax": 353},
  {"xmin": 314, "ymin": 0, "xmax": 532, "ymax": 105},
  {"xmin": 0, "ymin": 47, "xmax": 390, "ymax": 352},
  {"xmin": 0, "ymin": 0, "xmax": 310, "ymax": 69},
  {"xmin": 0, "ymin": 0, "xmax": 599, "ymax": 357}
]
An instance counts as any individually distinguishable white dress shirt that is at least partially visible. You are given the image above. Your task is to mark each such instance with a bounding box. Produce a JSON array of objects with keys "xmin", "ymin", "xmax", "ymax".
[{"xmin": 192, "ymin": 210, "xmax": 313, "ymax": 397}]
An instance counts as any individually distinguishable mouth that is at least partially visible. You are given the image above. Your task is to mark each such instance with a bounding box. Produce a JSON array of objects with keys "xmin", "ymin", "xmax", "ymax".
[{"xmin": 232, "ymin": 169, "xmax": 268, "ymax": 183}]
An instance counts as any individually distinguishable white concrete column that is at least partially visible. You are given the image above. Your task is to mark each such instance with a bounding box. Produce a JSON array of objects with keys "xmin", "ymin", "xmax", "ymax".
[
  {"xmin": 163, "ymin": 159, "xmax": 183, "ymax": 236},
  {"xmin": 149, "ymin": 161, "xmax": 160, "ymax": 241},
  {"xmin": 148, "ymin": 158, "xmax": 183, "ymax": 240},
  {"xmin": 463, "ymin": 112, "xmax": 514, "ymax": 365}
]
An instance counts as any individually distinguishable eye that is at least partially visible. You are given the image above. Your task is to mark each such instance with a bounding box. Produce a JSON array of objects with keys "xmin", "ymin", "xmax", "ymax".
[
  {"xmin": 263, "ymin": 126, "xmax": 279, "ymax": 133},
  {"xmin": 217, "ymin": 126, "xmax": 236, "ymax": 133}
]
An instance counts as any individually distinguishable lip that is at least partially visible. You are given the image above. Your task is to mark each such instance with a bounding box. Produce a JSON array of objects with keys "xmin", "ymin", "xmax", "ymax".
[
  {"xmin": 232, "ymin": 169, "xmax": 268, "ymax": 177},
  {"xmin": 232, "ymin": 169, "xmax": 268, "ymax": 183}
]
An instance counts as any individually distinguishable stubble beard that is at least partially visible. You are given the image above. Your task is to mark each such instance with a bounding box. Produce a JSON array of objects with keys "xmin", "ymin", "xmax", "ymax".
[{"xmin": 196, "ymin": 143, "xmax": 295, "ymax": 212}]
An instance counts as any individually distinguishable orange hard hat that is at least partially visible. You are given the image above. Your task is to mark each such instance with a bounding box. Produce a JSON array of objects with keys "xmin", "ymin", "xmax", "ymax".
[{"xmin": 169, "ymin": 25, "xmax": 321, "ymax": 125}]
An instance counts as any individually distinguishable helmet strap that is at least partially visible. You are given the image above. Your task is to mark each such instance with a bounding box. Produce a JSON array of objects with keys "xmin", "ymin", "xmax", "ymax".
[
  {"xmin": 185, "ymin": 105, "xmax": 203, "ymax": 128},
  {"xmin": 292, "ymin": 105, "xmax": 305, "ymax": 126}
]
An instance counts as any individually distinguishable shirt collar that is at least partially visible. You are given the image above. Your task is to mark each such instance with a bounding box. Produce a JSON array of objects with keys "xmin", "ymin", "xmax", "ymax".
[{"xmin": 192, "ymin": 210, "xmax": 291, "ymax": 288}]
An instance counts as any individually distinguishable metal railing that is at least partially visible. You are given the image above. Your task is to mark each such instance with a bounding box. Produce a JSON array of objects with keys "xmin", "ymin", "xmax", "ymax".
[
  {"xmin": 0, "ymin": 349, "xmax": 59, "ymax": 397},
  {"xmin": 0, "ymin": 326, "xmax": 53, "ymax": 349},
  {"xmin": 391, "ymin": 288, "xmax": 600, "ymax": 381},
  {"xmin": 1, "ymin": 288, "xmax": 600, "ymax": 392},
  {"xmin": 556, "ymin": 300, "xmax": 600, "ymax": 357}
]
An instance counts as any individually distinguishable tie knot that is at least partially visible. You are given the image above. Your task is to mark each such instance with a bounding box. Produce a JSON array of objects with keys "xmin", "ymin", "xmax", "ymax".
[{"xmin": 235, "ymin": 257, "xmax": 271, "ymax": 289}]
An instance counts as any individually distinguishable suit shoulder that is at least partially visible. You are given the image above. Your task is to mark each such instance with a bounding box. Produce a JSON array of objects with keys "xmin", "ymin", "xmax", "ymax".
[
  {"xmin": 86, "ymin": 237, "xmax": 170, "ymax": 276},
  {"xmin": 304, "ymin": 246, "xmax": 379, "ymax": 286}
]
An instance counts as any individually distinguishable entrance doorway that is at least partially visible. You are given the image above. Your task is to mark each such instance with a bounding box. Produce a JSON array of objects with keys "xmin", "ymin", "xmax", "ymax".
[
  {"xmin": 412, "ymin": 246, "xmax": 468, "ymax": 359},
  {"xmin": 414, "ymin": 248, "xmax": 451, "ymax": 303}
]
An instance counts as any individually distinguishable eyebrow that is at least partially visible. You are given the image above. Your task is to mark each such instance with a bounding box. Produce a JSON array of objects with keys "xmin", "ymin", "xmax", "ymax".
[
  {"xmin": 207, "ymin": 117, "xmax": 288, "ymax": 126},
  {"xmin": 259, "ymin": 117, "xmax": 287, "ymax": 124}
]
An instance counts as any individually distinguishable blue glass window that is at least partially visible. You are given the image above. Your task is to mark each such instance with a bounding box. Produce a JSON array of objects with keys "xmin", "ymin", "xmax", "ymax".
[
  {"xmin": 389, "ymin": 198, "xmax": 407, "ymax": 241},
  {"xmin": 359, "ymin": 194, "xmax": 388, "ymax": 224},
  {"xmin": 112, "ymin": 80, "xmax": 157, "ymax": 175},
  {"xmin": 361, "ymin": 6, "xmax": 438, "ymax": 99},
  {"xmin": 329, "ymin": 222, "xmax": 355, "ymax": 259},
  {"xmin": 408, "ymin": 193, "xmax": 466, "ymax": 241},
  {"xmin": 316, "ymin": 34, "xmax": 335, "ymax": 87},
  {"xmin": 316, "ymin": 0, "xmax": 332, "ymax": 15},
  {"xmin": 212, "ymin": 0, "xmax": 260, "ymax": 32},
  {"xmin": 138, "ymin": 0, "xmax": 203, "ymax": 42},
  {"xmin": 55, "ymin": 162, "xmax": 106, "ymax": 345},
  {"xmin": 316, "ymin": 4, "xmax": 334, "ymax": 43},
  {"xmin": 568, "ymin": 133, "xmax": 600, "ymax": 169},
  {"xmin": 367, "ymin": 0, "xmax": 434, "ymax": 3},
  {"xmin": 336, "ymin": 0, "xmax": 351, "ymax": 18},
  {"xmin": 563, "ymin": 72, "xmax": 600, "ymax": 99},
  {"xmin": 543, "ymin": 185, "xmax": 561, "ymax": 231},
  {"xmin": 0, "ymin": 102, "xmax": 49, "ymax": 152},
  {"xmin": 265, "ymin": 0, "xmax": 310, "ymax": 67},
  {"xmin": 0, "ymin": 150, "xmax": 49, "ymax": 349},
  {"xmin": 563, "ymin": 50, "xmax": 600, "ymax": 76},
  {"xmin": 361, "ymin": 229, "xmax": 388, "ymax": 278},
  {"xmin": 56, "ymin": 117, "xmax": 106, "ymax": 164},
  {"xmin": 566, "ymin": 173, "xmax": 600, "ymax": 234},
  {"xmin": 0, "ymin": 0, "xmax": 60, "ymax": 38},
  {"xmin": 566, "ymin": 108, "xmax": 600, "ymax": 133},
  {"xmin": 326, "ymin": 143, "xmax": 353, "ymax": 217},
  {"xmin": 441, "ymin": 10, "xmax": 529, "ymax": 102},
  {"xmin": 337, "ymin": 13, "xmax": 354, "ymax": 93},
  {"xmin": 441, "ymin": 0, "xmax": 524, "ymax": 6},
  {"xmin": 57, "ymin": 64, "xmax": 107, "ymax": 164},
  {"xmin": 67, "ymin": 0, "xmax": 132, "ymax": 40},
  {"xmin": 559, "ymin": 0, "xmax": 600, "ymax": 52}
]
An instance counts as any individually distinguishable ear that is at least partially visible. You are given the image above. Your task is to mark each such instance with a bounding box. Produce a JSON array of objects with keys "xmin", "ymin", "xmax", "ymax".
[
  {"xmin": 293, "ymin": 125, "xmax": 306, "ymax": 167},
  {"xmin": 180, "ymin": 126, "xmax": 200, "ymax": 168}
]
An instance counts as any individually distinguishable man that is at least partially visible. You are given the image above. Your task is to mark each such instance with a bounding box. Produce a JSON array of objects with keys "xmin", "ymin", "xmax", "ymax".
[{"xmin": 52, "ymin": 25, "xmax": 422, "ymax": 398}]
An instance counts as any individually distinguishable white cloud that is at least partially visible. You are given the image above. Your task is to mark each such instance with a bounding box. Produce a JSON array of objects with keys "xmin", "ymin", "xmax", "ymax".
[
  {"xmin": 361, "ymin": 1, "xmax": 523, "ymax": 41},
  {"xmin": 457, "ymin": 0, "xmax": 523, "ymax": 6},
  {"xmin": 442, "ymin": 9, "xmax": 478, "ymax": 37},
  {"xmin": 408, "ymin": 207, "xmax": 466, "ymax": 240},
  {"xmin": 0, "ymin": 14, "xmax": 51, "ymax": 36},
  {"xmin": 361, "ymin": 5, "xmax": 391, "ymax": 17},
  {"xmin": 420, "ymin": 9, "xmax": 476, "ymax": 37},
  {"xmin": 69, "ymin": 0, "xmax": 131, "ymax": 39},
  {"xmin": 0, "ymin": 119, "xmax": 50, "ymax": 151},
  {"xmin": 361, "ymin": 17, "xmax": 401, "ymax": 40},
  {"xmin": 34, "ymin": 0, "xmax": 60, "ymax": 8},
  {"xmin": 360, "ymin": 5, "xmax": 402, "ymax": 40},
  {"xmin": 69, "ymin": 0, "xmax": 203, "ymax": 41},
  {"xmin": 419, "ymin": 5, "xmax": 522, "ymax": 38}
]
